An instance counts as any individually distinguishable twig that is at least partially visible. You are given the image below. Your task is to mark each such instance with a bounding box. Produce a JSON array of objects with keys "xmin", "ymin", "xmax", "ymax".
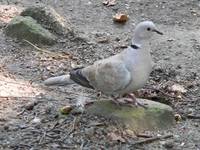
[
  {"xmin": 68, "ymin": 116, "xmax": 78, "ymax": 134},
  {"xmin": 47, "ymin": 121, "xmax": 60, "ymax": 131},
  {"xmin": 14, "ymin": 144, "xmax": 32, "ymax": 148},
  {"xmin": 17, "ymin": 109, "xmax": 26, "ymax": 116},
  {"xmin": 39, "ymin": 131, "xmax": 47, "ymax": 144},
  {"xmin": 23, "ymin": 39, "xmax": 72, "ymax": 59},
  {"xmin": 132, "ymin": 134, "xmax": 173, "ymax": 145},
  {"xmin": 89, "ymin": 122, "xmax": 105, "ymax": 127},
  {"xmin": 187, "ymin": 114, "xmax": 200, "ymax": 119},
  {"xmin": 80, "ymin": 138, "xmax": 84, "ymax": 150},
  {"xmin": 136, "ymin": 133, "xmax": 153, "ymax": 138}
]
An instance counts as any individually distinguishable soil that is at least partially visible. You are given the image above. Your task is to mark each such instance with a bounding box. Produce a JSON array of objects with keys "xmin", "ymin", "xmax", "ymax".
[{"xmin": 0, "ymin": 0, "xmax": 200, "ymax": 149}]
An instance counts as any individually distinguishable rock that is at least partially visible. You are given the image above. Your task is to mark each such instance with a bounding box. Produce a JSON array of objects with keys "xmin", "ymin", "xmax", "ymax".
[
  {"xmin": 86, "ymin": 99, "xmax": 175, "ymax": 132},
  {"xmin": 24, "ymin": 100, "xmax": 38, "ymax": 110},
  {"xmin": 20, "ymin": 5, "xmax": 72, "ymax": 36},
  {"xmin": 188, "ymin": 108, "xmax": 194, "ymax": 114},
  {"xmin": 71, "ymin": 107, "xmax": 83, "ymax": 115},
  {"xmin": 5, "ymin": 16, "xmax": 57, "ymax": 45},
  {"xmin": 3, "ymin": 125, "xmax": 9, "ymax": 131},
  {"xmin": 107, "ymin": 132, "xmax": 126, "ymax": 143}
]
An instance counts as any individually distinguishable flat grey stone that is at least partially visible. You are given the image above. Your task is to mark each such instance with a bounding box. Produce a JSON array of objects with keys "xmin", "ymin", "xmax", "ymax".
[
  {"xmin": 86, "ymin": 99, "xmax": 175, "ymax": 132},
  {"xmin": 5, "ymin": 16, "xmax": 57, "ymax": 45},
  {"xmin": 21, "ymin": 5, "xmax": 72, "ymax": 36}
]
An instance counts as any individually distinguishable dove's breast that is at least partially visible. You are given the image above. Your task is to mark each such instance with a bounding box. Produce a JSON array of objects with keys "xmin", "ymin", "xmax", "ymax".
[{"xmin": 120, "ymin": 49, "xmax": 153, "ymax": 94}]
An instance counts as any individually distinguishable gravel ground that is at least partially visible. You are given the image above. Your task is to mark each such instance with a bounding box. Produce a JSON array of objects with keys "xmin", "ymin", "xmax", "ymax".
[{"xmin": 0, "ymin": 0, "xmax": 200, "ymax": 149}]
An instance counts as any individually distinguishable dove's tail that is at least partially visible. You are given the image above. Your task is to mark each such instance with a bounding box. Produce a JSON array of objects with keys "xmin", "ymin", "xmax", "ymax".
[{"xmin": 44, "ymin": 74, "xmax": 75, "ymax": 86}]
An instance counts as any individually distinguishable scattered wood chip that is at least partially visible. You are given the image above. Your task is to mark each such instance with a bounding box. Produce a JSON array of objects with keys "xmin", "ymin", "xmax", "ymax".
[
  {"xmin": 113, "ymin": 13, "xmax": 129, "ymax": 23},
  {"xmin": 124, "ymin": 129, "xmax": 136, "ymax": 138},
  {"xmin": 31, "ymin": 117, "xmax": 41, "ymax": 124},
  {"xmin": 60, "ymin": 105, "xmax": 73, "ymax": 115},
  {"xmin": 108, "ymin": 132, "xmax": 126, "ymax": 143},
  {"xmin": 96, "ymin": 37, "xmax": 110, "ymax": 43},
  {"xmin": 169, "ymin": 84, "xmax": 187, "ymax": 93},
  {"xmin": 103, "ymin": 0, "xmax": 116, "ymax": 6}
]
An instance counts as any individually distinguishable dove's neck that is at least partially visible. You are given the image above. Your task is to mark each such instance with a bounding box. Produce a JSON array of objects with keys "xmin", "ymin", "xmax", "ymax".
[
  {"xmin": 130, "ymin": 36, "xmax": 151, "ymax": 56},
  {"xmin": 131, "ymin": 36, "xmax": 146, "ymax": 47},
  {"xmin": 131, "ymin": 37, "xmax": 142, "ymax": 48}
]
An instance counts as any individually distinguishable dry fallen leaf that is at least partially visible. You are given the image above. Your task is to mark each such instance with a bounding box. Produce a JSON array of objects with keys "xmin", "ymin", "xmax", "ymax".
[
  {"xmin": 174, "ymin": 113, "xmax": 182, "ymax": 122},
  {"xmin": 96, "ymin": 36, "xmax": 110, "ymax": 43},
  {"xmin": 113, "ymin": 13, "xmax": 129, "ymax": 23},
  {"xmin": 124, "ymin": 129, "xmax": 136, "ymax": 138},
  {"xmin": 60, "ymin": 105, "xmax": 73, "ymax": 115},
  {"xmin": 108, "ymin": 132, "xmax": 126, "ymax": 143},
  {"xmin": 103, "ymin": 0, "xmax": 116, "ymax": 6}
]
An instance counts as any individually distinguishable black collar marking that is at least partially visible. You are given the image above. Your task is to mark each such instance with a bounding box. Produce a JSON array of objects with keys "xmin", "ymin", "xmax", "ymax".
[{"xmin": 130, "ymin": 44, "xmax": 139, "ymax": 49}]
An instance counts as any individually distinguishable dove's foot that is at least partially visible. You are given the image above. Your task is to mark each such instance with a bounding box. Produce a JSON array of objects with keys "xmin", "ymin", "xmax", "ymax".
[{"xmin": 112, "ymin": 93, "xmax": 147, "ymax": 108}]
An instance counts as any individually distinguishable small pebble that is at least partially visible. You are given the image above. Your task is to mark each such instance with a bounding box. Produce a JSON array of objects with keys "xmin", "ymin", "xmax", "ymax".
[
  {"xmin": 85, "ymin": 127, "xmax": 95, "ymax": 136},
  {"xmin": 167, "ymin": 38, "xmax": 175, "ymax": 42},
  {"xmin": 24, "ymin": 101, "xmax": 38, "ymax": 110},
  {"xmin": 3, "ymin": 125, "xmax": 9, "ymax": 131},
  {"xmin": 31, "ymin": 117, "xmax": 41, "ymax": 124},
  {"xmin": 194, "ymin": 122, "xmax": 199, "ymax": 127},
  {"xmin": 71, "ymin": 107, "xmax": 83, "ymax": 115},
  {"xmin": 163, "ymin": 140, "xmax": 174, "ymax": 149},
  {"xmin": 188, "ymin": 108, "xmax": 194, "ymax": 114}
]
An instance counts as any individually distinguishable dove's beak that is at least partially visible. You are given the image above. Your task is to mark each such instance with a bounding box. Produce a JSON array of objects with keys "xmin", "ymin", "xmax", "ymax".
[{"xmin": 152, "ymin": 29, "xmax": 163, "ymax": 35}]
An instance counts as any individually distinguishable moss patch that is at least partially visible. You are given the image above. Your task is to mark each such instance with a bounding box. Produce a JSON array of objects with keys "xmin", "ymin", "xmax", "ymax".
[
  {"xmin": 5, "ymin": 16, "xmax": 57, "ymax": 45},
  {"xmin": 86, "ymin": 99, "xmax": 175, "ymax": 132}
]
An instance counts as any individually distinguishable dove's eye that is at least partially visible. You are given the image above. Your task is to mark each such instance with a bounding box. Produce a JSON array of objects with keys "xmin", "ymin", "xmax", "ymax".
[{"xmin": 147, "ymin": 27, "xmax": 151, "ymax": 31}]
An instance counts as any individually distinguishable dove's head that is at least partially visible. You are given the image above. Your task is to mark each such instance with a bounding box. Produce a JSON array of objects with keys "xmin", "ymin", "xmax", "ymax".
[{"xmin": 133, "ymin": 21, "xmax": 163, "ymax": 44}]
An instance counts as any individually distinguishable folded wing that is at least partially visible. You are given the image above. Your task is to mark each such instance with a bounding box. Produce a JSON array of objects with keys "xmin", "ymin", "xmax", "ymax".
[{"xmin": 82, "ymin": 60, "xmax": 131, "ymax": 95}]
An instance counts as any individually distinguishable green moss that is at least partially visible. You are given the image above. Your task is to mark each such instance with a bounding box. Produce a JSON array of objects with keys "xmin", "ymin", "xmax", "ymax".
[
  {"xmin": 5, "ymin": 16, "xmax": 56, "ymax": 45},
  {"xmin": 115, "ymin": 107, "xmax": 145, "ymax": 119},
  {"xmin": 86, "ymin": 99, "xmax": 174, "ymax": 132},
  {"xmin": 147, "ymin": 107, "xmax": 163, "ymax": 114}
]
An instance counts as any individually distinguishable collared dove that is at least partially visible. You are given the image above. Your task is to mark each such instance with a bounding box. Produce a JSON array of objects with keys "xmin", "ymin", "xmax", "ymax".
[{"xmin": 44, "ymin": 21, "xmax": 163, "ymax": 106}]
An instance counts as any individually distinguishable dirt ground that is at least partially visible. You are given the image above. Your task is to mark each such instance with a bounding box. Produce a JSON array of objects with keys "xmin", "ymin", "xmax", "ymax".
[{"xmin": 0, "ymin": 0, "xmax": 200, "ymax": 149}]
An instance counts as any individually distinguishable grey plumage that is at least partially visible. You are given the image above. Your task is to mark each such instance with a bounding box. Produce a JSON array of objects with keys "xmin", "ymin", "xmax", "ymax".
[{"xmin": 44, "ymin": 21, "xmax": 162, "ymax": 97}]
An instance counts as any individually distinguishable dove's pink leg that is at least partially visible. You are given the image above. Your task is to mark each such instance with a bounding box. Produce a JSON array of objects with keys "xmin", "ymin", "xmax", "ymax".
[
  {"xmin": 125, "ymin": 93, "xmax": 147, "ymax": 108},
  {"xmin": 112, "ymin": 93, "xmax": 147, "ymax": 108}
]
